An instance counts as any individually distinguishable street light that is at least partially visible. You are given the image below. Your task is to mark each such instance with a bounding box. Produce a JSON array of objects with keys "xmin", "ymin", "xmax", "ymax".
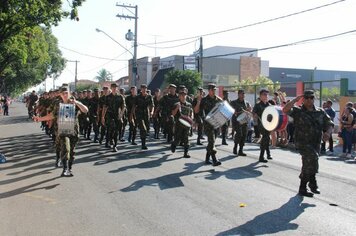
[
  {"xmin": 125, "ymin": 29, "xmax": 138, "ymax": 86},
  {"xmin": 95, "ymin": 28, "xmax": 133, "ymax": 57}
]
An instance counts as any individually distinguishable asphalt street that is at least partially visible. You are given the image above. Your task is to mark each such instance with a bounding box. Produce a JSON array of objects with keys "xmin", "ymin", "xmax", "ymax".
[{"xmin": 1, "ymin": 102, "xmax": 356, "ymax": 236}]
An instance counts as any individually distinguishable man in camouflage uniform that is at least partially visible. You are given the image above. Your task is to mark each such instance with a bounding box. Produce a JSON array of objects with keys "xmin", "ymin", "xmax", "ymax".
[
  {"xmin": 231, "ymin": 89, "xmax": 251, "ymax": 156},
  {"xmin": 77, "ymin": 90, "xmax": 85, "ymax": 135},
  {"xmin": 98, "ymin": 86, "xmax": 109, "ymax": 145},
  {"xmin": 119, "ymin": 88, "xmax": 127, "ymax": 142},
  {"xmin": 126, "ymin": 86, "xmax": 138, "ymax": 145},
  {"xmin": 253, "ymin": 88, "xmax": 272, "ymax": 163},
  {"xmin": 34, "ymin": 86, "xmax": 88, "ymax": 177},
  {"xmin": 192, "ymin": 87, "xmax": 205, "ymax": 145},
  {"xmin": 87, "ymin": 88, "xmax": 100, "ymax": 142},
  {"xmin": 102, "ymin": 83, "xmax": 126, "ymax": 152},
  {"xmin": 283, "ymin": 90, "xmax": 333, "ymax": 197},
  {"xmin": 171, "ymin": 89, "xmax": 193, "ymax": 158},
  {"xmin": 221, "ymin": 90, "xmax": 230, "ymax": 145},
  {"xmin": 133, "ymin": 84, "xmax": 154, "ymax": 150},
  {"xmin": 81, "ymin": 90, "xmax": 92, "ymax": 139},
  {"xmin": 196, "ymin": 83, "xmax": 222, "ymax": 166},
  {"xmin": 160, "ymin": 84, "xmax": 179, "ymax": 143},
  {"xmin": 152, "ymin": 88, "xmax": 161, "ymax": 139}
]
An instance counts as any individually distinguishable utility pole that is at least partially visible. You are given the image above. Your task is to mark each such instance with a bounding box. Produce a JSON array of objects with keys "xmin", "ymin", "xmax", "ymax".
[
  {"xmin": 199, "ymin": 37, "xmax": 203, "ymax": 81},
  {"xmin": 67, "ymin": 60, "xmax": 79, "ymax": 91},
  {"xmin": 116, "ymin": 3, "xmax": 138, "ymax": 87}
]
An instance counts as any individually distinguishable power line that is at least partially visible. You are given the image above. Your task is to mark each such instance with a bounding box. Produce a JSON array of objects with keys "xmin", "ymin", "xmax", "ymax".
[
  {"xmin": 203, "ymin": 29, "xmax": 356, "ymax": 59},
  {"xmin": 139, "ymin": 38, "xmax": 199, "ymax": 49},
  {"xmin": 59, "ymin": 45, "xmax": 130, "ymax": 61},
  {"xmin": 141, "ymin": 0, "xmax": 346, "ymax": 45}
]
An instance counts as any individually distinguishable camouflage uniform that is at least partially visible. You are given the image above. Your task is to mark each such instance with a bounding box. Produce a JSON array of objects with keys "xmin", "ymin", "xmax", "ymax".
[
  {"xmin": 81, "ymin": 95, "xmax": 91, "ymax": 138},
  {"xmin": 134, "ymin": 91, "xmax": 154, "ymax": 149},
  {"xmin": 104, "ymin": 93, "xmax": 126, "ymax": 151},
  {"xmin": 98, "ymin": 93, "xmax": 107, "ymax": 144},
  {"xmin": 287, "ymin": 101, "xmax": 333, "ymax": 194},
  {"xmin": 125, "ymin": 94, "xmax": 137, "ymax": 144},
  {"xmin": 253, "ymin": 100, "xmax": 271, "ymax": 161},
  {"xmin": 49, "ymin": 97, "xmax": 80, "ymax": 175},
  {"xmin": 87, "ymin": 93, "xmax": 100, "ymax": 142},
  {"xmin": 160, "ymin": 91, "xmax": 179, "ymax": 143},
  {"xmin": 199, "ymin": 89, "xmax": 223, "ymax": 166},
  {"xmin": 230, "ymin": 98, "xmax": 250, "ymax": 155},
  {"xmin": 153, "ymin": 94, "xmax": 161, "ymax": 139},
  {"xmin": 192, "ymin": 96, "xmax": 204, "ymax": 145},
  {"xmin": 171, "ymin": 99, "xmax": 193, "ymax": 157}
]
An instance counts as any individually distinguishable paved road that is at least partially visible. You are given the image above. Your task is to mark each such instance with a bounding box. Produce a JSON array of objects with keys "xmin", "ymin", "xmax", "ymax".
[{"xmin": 1, "ymin": 102, "xmax": 356, "ymax": 236}]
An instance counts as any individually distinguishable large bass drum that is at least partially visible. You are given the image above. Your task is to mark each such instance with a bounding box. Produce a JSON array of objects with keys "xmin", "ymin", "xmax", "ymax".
[
  {"xmin": 58, "ymin": 103, "xmax": 76, "ymax": 136},
  {"xmin": 261, "ymin": 105, "xmax": 288, "ymax": 131},
  {"xmin": 205, "ymin": 101, "xmax": 235, "ymax": 129}
]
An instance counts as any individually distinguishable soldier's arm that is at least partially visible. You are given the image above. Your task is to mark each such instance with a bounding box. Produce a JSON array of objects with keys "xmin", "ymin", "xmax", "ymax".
[
  {"xmin": 282, "ymin": 95, "xmax": 303, "ymax": 113},
  {"xmin": 194, "ymin": 97, "xmax": 202, "ymax": 114},
  {"xmin": 74, "ymin": 99, "xmax": 88, "ymax": 114}
]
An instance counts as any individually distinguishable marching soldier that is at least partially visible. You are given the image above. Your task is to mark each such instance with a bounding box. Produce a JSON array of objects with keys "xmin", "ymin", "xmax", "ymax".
[
  {"xmin": 153, "ymin": 88, "xmax": 161, "ymax": 139},
  {"xmin": 133, "ymin": 84, "xmax": 154, "ymax": 150},
  {"xmin": 126, "ymin": 86, "xmax": 138, "ymax": 145},
  {"xmin": 231, "ymin": 89, "xmax": 251, "ymax": 156},
  {"xmin": 171, "ymin": 89, "xmax": 193, "ymax": 158},
  {"xmin": 195, "ymin": 83, "xmax": 222, "ymax": 166},
  {"xmin": 160, "ymin": 84, "xmax": 179, "ymax": 143},
  {"xmin": 98, "ymin": 86, "xmax": 109, "ymax": 145},
  {"xmin": 283, "ymin": 90, "xmax": 333, "ymax": 197},
  {"xmin": 87, "ymin": 88, "xmax": 100, "ymax": 142},
  {"xmin": 119, "ymin": 88, "xmax": 127, "ymax": 142},
  {"xmin": 192, "ymin": 87, "xmax": 205, "ymax": 145},
  {"xmin": 77, "ymin": 91, "xmax": 85, "ymax": 135},
  {"xmin": 221, "ymin": 90, "xmax": 230, "ymax": 145},
  {"xmin": 34, "ymin": 86, "xmax": 88, "ymax": 177},
  {"xmin": 101, "ymin": 83, "xmax": 126, "ymax": 152},
  {"xmin": 253, "ymin": 88, "xmax": 272, "ymax": 163}
]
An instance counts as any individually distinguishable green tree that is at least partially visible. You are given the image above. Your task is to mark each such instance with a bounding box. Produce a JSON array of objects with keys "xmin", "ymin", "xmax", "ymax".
[
  {"xmin": 165, "ymin": 70, "xmax": 202, "ymax": 95},
  {"xmin": 94, "ymin": 69, "xmax": 113, "ymax": 82},
  {"xmin": 0, "ymin": 0, "xmax": 85, "ymax": 95},
  {"xmin": 235, "ymin": 76, "xmax": 280, "ymax": 94}
]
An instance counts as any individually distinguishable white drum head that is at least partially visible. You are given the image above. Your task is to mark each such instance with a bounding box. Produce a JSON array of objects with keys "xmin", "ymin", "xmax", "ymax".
[
  {"xmin": 261, "ymin": 106, "xmax": 280, "ymax": 131},
  {"xmin": 179, "ymin": 118, "xmax": 191, "ymax": 128}
]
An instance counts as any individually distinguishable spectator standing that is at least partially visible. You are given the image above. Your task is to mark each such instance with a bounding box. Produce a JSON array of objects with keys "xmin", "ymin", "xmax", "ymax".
[
  {"xmin": 340, "ymin": 107, "xmax": 354, "ymax": 158},
  {"xmin": 321, "ymin": 100, "xmax": 336, "ymax": 154}
]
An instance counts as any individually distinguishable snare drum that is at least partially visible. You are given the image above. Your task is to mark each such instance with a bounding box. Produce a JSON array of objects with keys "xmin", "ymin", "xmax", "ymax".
[
  {"xmin": 236, "ymin": 112, "xmax": 250, "ymax": 125},
  {"xmin": 58, "ymin": 103, "xmax": 76, "ymax": 135},
  {"xmin": 261, "ymin": 106, "xmax": 288, "ymax": 131},
  {"xmin": 205, "ymin": 101, "xmax": 235, "ymax": 129},
  {"xmin": 179, "ymin": 115, "xmax": 193, "ymax": 128}
]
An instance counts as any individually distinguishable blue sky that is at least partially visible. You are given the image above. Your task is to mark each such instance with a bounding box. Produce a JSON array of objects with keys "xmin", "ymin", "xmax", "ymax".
[{"xmin": 44, "ymin": 0, "xmax": 356, "ymax": 89}]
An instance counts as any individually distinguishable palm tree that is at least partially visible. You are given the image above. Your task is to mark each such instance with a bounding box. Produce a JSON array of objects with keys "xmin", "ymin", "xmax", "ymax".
[{"xmin": 95, "ymin": 69, "xmax": 113, "ymax": 82}]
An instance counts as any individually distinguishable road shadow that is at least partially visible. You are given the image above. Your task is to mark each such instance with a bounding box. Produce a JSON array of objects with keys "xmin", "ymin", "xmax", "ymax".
[
  {"xmin": 0, "ymin": 115, "xmax": 32, "ymax": 126},
  {"xmin": 119, "ymin": 161, "xmax": 211, "ymax": 192},
  {"xmin": 205, "ymin": 161, "xmax": 267, "ymax": 181},
  {"xmin": 216, "ymin": 195, "xmax": 316, "ymax": 236},
  {"xmin": 0, "ymin": 177, "xmax": 60, "ymax": 199}
]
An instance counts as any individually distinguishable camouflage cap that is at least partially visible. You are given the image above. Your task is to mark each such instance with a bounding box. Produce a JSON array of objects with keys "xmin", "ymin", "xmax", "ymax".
[
  {"xmin": 303, "ymin": 90, "xmax": 315, "ymax": 97},
  {"xmin": 102, "ymin": 86, "xmax": 109, "ymax": 90},
  {"xmin": 238, "ymin": 89, "xmax": 245, "ymax": 94},
  {"xmin": 59, "ymin": 86, "xmax": 69, "ymax": 93},
  {"xmin": 168, "ymin": 84, "xmax": 177, "ymax": 88},
  {"xmin": 110, "ymin": 83, "xmax": 118, "ymax": 88},
  {"xmin": 141, "ymin": 84, "xmax": 148, "ymax": 88},
  {"xmin": 259, "ymin": 88, "xmax": 269, "ymax": 94},
  {"xmin": 207, "ymin": 83, "xmax": 217, "ymax": 90},
  {"xmin": 223, "ymin": 90, "xmax": 229, "ymax": 94},
  {"xmin": 93, "ymin": 88, "xmax": 99, "ymax": 92}
]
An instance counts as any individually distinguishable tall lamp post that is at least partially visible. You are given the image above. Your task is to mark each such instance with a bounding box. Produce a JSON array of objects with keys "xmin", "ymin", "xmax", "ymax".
[
  {"xmin": 95, "ymin": 28, "xmax": 134, "ymax": 85},
  {"xmin": 116, "ymin": 4, "xmax": 138, "ymax": 86}
]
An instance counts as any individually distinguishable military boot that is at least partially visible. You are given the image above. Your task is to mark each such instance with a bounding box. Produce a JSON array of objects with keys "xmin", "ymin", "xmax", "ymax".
[
  {"xmin": 128, "ymin": 132, "xmax": 132, "ymax": 143},
  {"xmin": 61, "ymin": 160, "xmax": 71, "ymax": 177},
  {"xmin": 233, "ymin": 143, "xmax": 238, "ymax": 155},
  {"xmin": 299, "ymin": 180, "xmax": 314, "ymax": 197},
  {"xmin": 197, "ymin": 137, "xmax": 203, "ymax": 145},
  {"xmin": 142, "ymin": 139, "xmax": 148, "ymax": 150},
  {"xmin": 131, "ymin": 133, "xmax": 137, "ymax": 145},
  {"xmin": 183, "ymin": 147, "xmax": 191, "ymax": 158},
  {"xmin": 222, "ymin": 137, "xmax": 228, "ymax": 145},
  {"xmin": 205, "ymin": 153, "xmax": 212, "ymax": 165},
  {"xmin": 171, "ymin": 143, "xmax": 176, "ymax": 153},
  {"xmin": 211, "ymin": 153, "xmax": 221, "ymax": 166},
  {"xmin": 259, "ymin": 149, "xmax": 268, "ymax": 163},
  {"xmin": 93, "ymin": 134, "xmax": 98, "ymax": 143},
  {"xmin": 308, "ymin": 175, "xmax": 320, "ymax": 194},
  {"xmin": 55, "ymin": 151, "xmax": 61, "ymax": 168},
  {"xmin": 266, "ymin": 147, "xmax": 273, "ymax": 160},
  {"xmin": 238, "ymin": 146, "xmax": 247, "ymax": 156}
]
